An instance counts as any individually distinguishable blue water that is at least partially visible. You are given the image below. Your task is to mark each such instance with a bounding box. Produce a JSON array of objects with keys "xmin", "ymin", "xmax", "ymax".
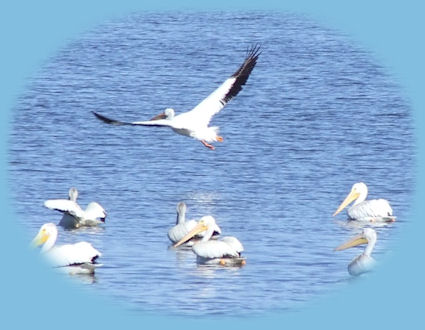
[{"xmin": 8, "ymin": 12, "xmax": 415, "ymax": 316}]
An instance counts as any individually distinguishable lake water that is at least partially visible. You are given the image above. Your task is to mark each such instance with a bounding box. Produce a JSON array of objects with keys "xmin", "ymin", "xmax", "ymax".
[{"xmin": 8, "ymin": 12, "xmax": 415, "ymax": 316}]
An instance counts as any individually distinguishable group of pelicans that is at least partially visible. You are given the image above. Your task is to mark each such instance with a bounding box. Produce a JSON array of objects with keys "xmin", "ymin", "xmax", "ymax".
[
  {"xmin": 30, "ymin": 45, "xmax": 395, "ymax": 277},
  {"xmin": 31, "ymin": 181, "xmax": 395, "ymax": 276}
]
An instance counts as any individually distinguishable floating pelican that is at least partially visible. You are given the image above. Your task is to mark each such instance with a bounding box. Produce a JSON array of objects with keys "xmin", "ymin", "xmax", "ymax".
[
  {"xmin": 168, "ymin": 202, "xmax": 220, "ymax": 246},
  {"xmin": 174, "ymin": 215, "xmax": 245, "ymax": 266},
  {"xmin": 335, "ymin": 227, "xmax": 377, "ymax": 276},
  {"xmin": 167, "ymin": 202, "xmax": 202, "ymax": 245},
  {"xmin": 31, "ymin": 223, "xmax": 102, "ymax": 275},
  {"xmin": 44, "ymin": 188, "xmax": 107, "ymax": 229},
  {"xmin": 92, "ymin": 45, "xmax": 261, "ymax": 150},
  {"xmin": 333, "ymin": 182, "xmax": 395, "ymax": 222}
]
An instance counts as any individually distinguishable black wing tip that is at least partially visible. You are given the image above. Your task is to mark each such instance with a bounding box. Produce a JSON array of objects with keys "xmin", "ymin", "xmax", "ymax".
[
  {"xmin": 92, "ymin": 111, "xmax": 126, "ymax": 126},
  {"xmin": 246, "ymin": 44, "xmax": 262, "ymax": 60},
  {"xmin": 222, "ymin": 44, "xmax": 261, "ymax": 103},
  {"xmin": 231, "ymin": 44, "xmax": 261, "ymax": 79}
]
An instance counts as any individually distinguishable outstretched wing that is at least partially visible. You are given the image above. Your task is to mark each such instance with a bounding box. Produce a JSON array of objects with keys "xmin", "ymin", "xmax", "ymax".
[
  {"xmin": 44, "ymin": 199, "xmax": 84, "ymax": 219},
  {"xmin": 92, "ymin": 111, "xmax": 173, "ymax": 127},
  {"xmin": 183, "ymin": 44, "xmax": 261, "ymax": 126}
]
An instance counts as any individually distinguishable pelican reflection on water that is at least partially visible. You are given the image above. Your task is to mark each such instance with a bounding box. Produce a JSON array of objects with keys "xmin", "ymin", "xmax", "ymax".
[
  {"xmin": 174, "ymin": 215, "xmax": 245, "ymax": 267},
  {"xmin": 333, "ymin": 182, "xmax": 395, "ymax": 223},
  {"xmin": 335, "ymin": 227, "xmax": 377, "ymax": 276}
]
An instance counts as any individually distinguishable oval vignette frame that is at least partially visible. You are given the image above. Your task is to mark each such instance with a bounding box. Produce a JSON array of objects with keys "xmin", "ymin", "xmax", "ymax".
[{"xmin": 0, "ymin": 1, "xmax": 423, "ymax": 330}]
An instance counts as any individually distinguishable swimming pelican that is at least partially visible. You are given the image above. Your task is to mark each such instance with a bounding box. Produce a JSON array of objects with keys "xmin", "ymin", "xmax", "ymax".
[
  {"xmin": 31, "ymin": 223, "xmax": 102, "ymax": 275},
  {"xmin": 44, "ymin": 188, "xmax": 107, "ymax": 229},
  {"xmin": 335, "ymin": 227, "xmax": 377, "ymax": 276},
  {"xmin": 168, "ymin": 202, "xmax": 220, "ymax": 246},
  {"xmin": 333, "ymin": 182, "xmax": 395, "ymax": 222},
  {"xmin": 92, "ymin": 45, "xmax": 261, "ymax": 150},
  {"xmin": 174, "ymin": 215, "xmax": 245, "ymax": 266},
  {"xmin": 168, "ymin": 202, "xmax": 202, "ymax": 245}
]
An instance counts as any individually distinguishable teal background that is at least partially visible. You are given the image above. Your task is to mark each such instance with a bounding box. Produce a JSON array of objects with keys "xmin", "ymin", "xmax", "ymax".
[{"xmin": 1, "ymin": 0, "xmax": 423, "ymax": 329}]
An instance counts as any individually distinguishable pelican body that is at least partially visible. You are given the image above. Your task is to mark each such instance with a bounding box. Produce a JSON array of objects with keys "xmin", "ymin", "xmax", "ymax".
[
  {"xmin": 333, "ymin": 182, "xmax": 395, "ymax": 223},
  {"xmin": 44, "ymin": 188, "xmax": 107, "ymax": 229},
  {"xmin": 31, "ymin": 223, "xmax": 102, "ymax": 275},
  {"xmin": 168, "ymin": 202, "xmax": 220, "ymax": 247},
  {"xmin": 335, "ymin": 227, "xmax": 377, "ymax": 276},
  {"xmin": 93, "ymin": 45, "xmax": 261, "ymax": 150},
  {"xmin": 168, "ymin": 202, "xmax": 200, "ymax": 246},
  {"xmin": 174, "ymin": 215, "xmax": 245, "ymax": 266}
]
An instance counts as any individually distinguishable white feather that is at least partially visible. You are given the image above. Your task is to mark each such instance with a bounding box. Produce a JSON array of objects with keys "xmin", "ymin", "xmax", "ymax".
[
  {"xmin": 47, "ymin": 242, "xmax": 101, "ymax": 267},
  {"xmin": 168, "ymin": 220, "xmax": 198, "ymax": 243},
  {"xmin": 193, "ymin": 238, "xmax": 241, "ymax": 259},
  {"xmin": 348, "ymin": 199, "xmax": 393, "ymax": 220}
]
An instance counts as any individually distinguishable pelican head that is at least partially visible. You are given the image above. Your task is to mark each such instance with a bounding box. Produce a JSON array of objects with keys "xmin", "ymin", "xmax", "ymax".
[
  {"xmin": 150, "ymin": 108, "xmax": 175, "ymax": 121},
  {"xmin": 68, "ymin": 187, "xmax": 78, "ymax": 202},
  {"xmin": 174, "ymin": 215, "xmax": 222, "ymax": 247},
  {"xmin": 335, "ymin": 227, "xmax": 377, "ymax": 252},
  {"xmin": 333, "ymin": 182, "xmax": 368, "ymax": 216},
  {"xmin": 31, "ymin": 223, "xmax": 58, "ymax": 252}
]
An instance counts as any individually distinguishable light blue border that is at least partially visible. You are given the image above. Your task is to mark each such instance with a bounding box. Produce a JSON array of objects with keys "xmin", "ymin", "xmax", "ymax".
[{"xmin": 1, "ymin": 1, "xmax": 423, "ymax": 329}]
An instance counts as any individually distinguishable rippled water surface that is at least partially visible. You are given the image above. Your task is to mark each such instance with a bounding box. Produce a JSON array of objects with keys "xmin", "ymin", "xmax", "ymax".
[{"xmin": 8, "ymin": 12, "xmax": 415, "ymax": 316}]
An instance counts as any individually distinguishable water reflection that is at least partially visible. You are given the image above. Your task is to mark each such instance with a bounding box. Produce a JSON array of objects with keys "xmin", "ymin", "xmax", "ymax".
[
  {"xmin": 334, "ymin": 219, "xmax": 396, "ymax": 230},
  {"xmin": 195, "ymin": 264, "xmax": 244, "ymax": 277},
  {"xmin": 71, "ymin": 273, "xmax": 98, "ymax": 285},
  {"xmin": 172, "ymin": 247, "xmax": 195, "ymax": 266}
]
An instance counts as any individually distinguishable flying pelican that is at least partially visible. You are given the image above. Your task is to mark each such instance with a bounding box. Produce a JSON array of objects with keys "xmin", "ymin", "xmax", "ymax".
[
  {"xmin": 168, "ymin": 202, "xmax": 220, "ymax": 246},
  {"xmin": 174, "ymin": 215, "xmax": 245, "ymax": 266},
  {"xmin": 44, "ymin": 188, "xmax": 107, "ymax": 229},
  {"xmin": 31, "ymin": 223, "xmax": 102, "ymax": 275},
  {"xmin": 333, "ymin": 182, "xmax": 395, "ymax": 223},
  {"xmin": 92, "ymin": 45, "xmax": 261, "ymax": 150},
  {"xmin": 335, "ymin": 227, "xmax": 377, "ymax": 276}
]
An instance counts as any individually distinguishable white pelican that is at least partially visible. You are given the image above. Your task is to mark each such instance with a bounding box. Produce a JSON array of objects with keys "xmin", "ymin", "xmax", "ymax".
[
  {"xmin": 92, "ymin": 45, "xmax": 261, "ymax": 150},
  {"xmin": 31, "ymin": 223, "xmax": 102, "ymax": 275},
  {"xmin": 44, "ymin": 188, "xmax": 107, "ymax": 229},
  {"xmin": 174, "ymin": 215, "xmax": 245, "ymax": 266},
  {"xmin": 168, "ymin": 202, "xmax": 220, "ymax": 246},
  {"xmin": 335, "ymin": 227, "xmax": 377, "ymax": 276},
  {"xmin": 333, "ymin": 182, "xmax": 395, "ymax": 223}
]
